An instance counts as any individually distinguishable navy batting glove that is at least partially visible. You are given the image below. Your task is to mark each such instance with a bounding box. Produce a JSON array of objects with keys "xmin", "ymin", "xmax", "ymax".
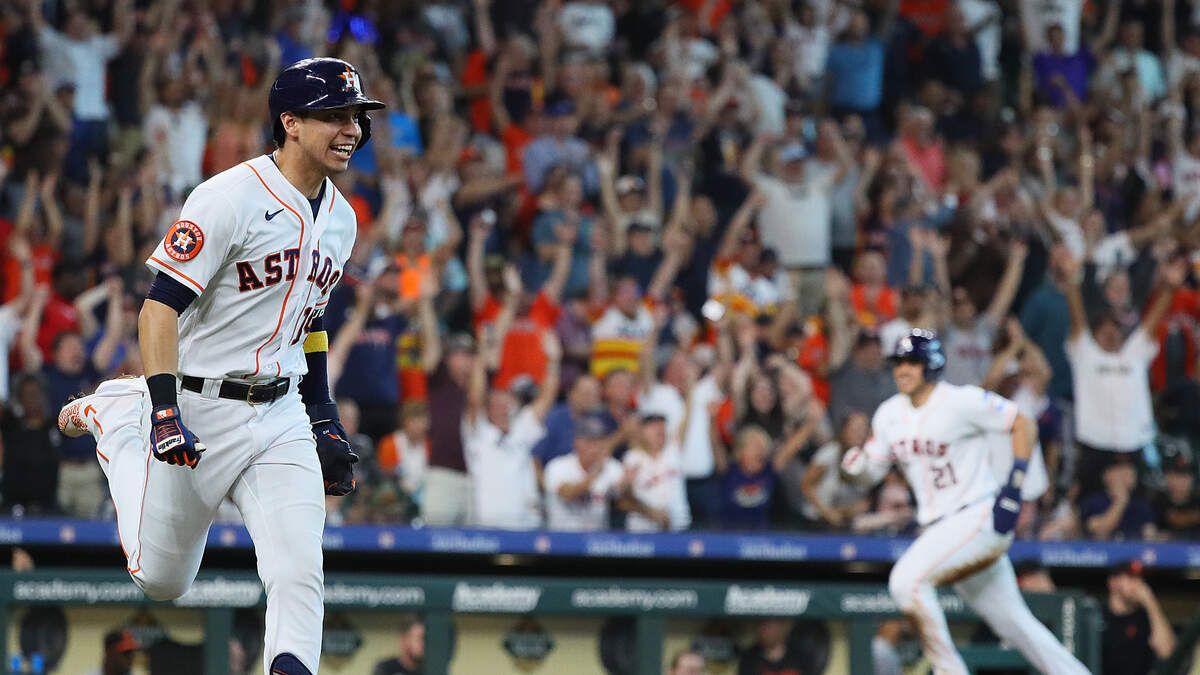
[
  {"xmin": 308, "ymin": 403, "xmax": 358, "ymax": 496},
  {"xmin": 150, "ymin": 405, "xmax": 206, "ymax": 469},
  {"xmin": 993, "ymin": 458, "xmax": 1028, "ymax": 535}
]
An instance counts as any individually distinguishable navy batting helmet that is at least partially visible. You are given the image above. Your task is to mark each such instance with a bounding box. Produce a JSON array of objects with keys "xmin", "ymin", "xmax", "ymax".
[
  {"xmin": 889, "ymin": 328, "xmax": 945, "ymax": 380},
  {"xmin": 269, "ymin": 58, "xmax": 385, "ymax": 150}
]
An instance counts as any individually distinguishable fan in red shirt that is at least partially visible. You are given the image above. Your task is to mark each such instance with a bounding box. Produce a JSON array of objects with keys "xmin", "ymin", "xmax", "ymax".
[{"xmin": 468, "ymin": 212, "xmax": 571, "ymax": 391}]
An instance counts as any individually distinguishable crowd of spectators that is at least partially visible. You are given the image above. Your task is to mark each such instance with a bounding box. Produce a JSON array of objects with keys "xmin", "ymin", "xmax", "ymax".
[{"xmin": 4, "ymin": 0, "xmax": 1200, "ymax": 543}]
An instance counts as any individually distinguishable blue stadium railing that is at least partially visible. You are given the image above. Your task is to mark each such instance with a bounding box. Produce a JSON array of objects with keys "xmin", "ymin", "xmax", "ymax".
[{"xmin": 2, "ymin": 517, "xmax": 1197, "ymax": 569}]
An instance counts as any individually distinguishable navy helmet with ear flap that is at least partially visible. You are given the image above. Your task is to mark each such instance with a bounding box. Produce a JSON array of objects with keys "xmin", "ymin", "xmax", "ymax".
[
  {"xmin": 269, "ymin": 58, "xmax": 385, "ymax": 150},
  {"xmin": 889, "ymin": 328, "xmax": 946, "ymax": 380}
]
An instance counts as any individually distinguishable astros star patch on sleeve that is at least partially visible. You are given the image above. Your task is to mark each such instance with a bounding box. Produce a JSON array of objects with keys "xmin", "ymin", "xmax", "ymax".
[{"xmin": 164, "ymin": 220, "xmax": 205, "ymax": 262}]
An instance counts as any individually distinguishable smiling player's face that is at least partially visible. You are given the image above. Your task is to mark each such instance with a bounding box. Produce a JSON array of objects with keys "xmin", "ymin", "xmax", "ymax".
[
  {"xmin": 892, "ymin": 360, "xmax": 926, "ymax": 395},
  {"xmin": 295, "ymin": 106, "xmax": 363, "ymax": 174}
]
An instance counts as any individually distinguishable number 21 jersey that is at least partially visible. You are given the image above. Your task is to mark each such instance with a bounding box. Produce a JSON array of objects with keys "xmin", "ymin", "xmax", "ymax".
[{"xmin": 862, "ymin": 383, "xmax": 1019, "ymax": 525}]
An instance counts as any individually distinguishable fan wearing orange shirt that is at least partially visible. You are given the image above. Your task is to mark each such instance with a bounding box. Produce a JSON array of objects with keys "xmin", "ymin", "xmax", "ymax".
[
  {"xmin": 467, "ymin": 210, "xmax": 570, "ymax": 391},
  {"xmin": 849, "ymin": 248, "xmax": 897, "ymax": 328}
]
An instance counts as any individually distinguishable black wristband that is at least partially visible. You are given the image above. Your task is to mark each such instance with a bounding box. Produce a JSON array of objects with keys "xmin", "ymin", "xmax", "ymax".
[{"xmin": 147, "ymin": 373, "xmax": 178, "ymax": 407}]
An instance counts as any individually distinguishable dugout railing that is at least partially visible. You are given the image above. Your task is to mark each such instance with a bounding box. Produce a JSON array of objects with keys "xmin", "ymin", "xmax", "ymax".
[{"xmin": 0, "ymin": 569, "xmax": 1101, "ymax": 674}]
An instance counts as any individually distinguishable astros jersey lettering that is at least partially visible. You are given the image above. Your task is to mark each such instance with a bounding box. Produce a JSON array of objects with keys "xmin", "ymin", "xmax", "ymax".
[
  {"xmin": 861, "ymin": 382, "xmax": 1018, "ymax": 525},
  {"xmin": 147, "ymin": 154, "xmax": 356, "ymax": 380}
]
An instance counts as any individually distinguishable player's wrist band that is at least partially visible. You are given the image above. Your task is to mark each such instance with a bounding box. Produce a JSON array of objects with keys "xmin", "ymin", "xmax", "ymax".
[
  {"xmin": 1007, "ymin": 458, "xmax": 1029, "ymax": 490},
  {"xmin": 307, "ymin": 402, "xmax": 339, "ymax": 425},
  {"xmin": 147, "ymin": 373, "xmax": 178, "ymax": 407}
]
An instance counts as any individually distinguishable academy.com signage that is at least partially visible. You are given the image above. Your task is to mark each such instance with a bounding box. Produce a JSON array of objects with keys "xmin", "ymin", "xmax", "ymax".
[
  {"xmin": 324, "ymin": 583, "xmax": 426, "ymax": 608},
  {"xmin": 723, "ymin": 585, "xmax": 811, "ymax": 615},
  {"xmin": 452, "ymin": 582, "xmax": 542, "ymax": 613},
  {"xmin": 570, "ymin": 587, "xmax": 700, "ymax": 611}
]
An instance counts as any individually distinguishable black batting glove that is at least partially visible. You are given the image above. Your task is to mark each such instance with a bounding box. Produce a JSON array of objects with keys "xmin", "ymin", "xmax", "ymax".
[
  {"xmin": 308, "ymin": 402, "xmax": 358, "ymax": 496},
  {"xmin": 150, "ymin": 405, "xmax": 206, "ymax": 469}
]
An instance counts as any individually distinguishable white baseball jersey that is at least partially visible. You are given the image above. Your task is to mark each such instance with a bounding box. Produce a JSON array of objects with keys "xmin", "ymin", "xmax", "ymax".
[
  {"xmin": 622, "ymin": 445, "xmax": 691, "ymax": 532},
  {"xmin": 543, "ymin": 454, "xmax": 624, "ymax": 531},
  {"xmin": 146, "ymin": 154, "xmax": 356, "ymax": 380},
  {"xmin": 861, "ymin": 383, "xmax": 1019, "ymax": 525}
]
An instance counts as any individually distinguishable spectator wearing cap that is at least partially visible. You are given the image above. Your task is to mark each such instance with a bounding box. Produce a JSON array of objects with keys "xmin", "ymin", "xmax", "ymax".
[
  {"xmin": 619, "ymin": 411, "xmax": 691, "ymax": 532},
  {"xmin": 1065, "ymin": 253, "xmax": 1185, "ymax": 498},
  {"xmin": 1082, "ymin": 457, "xmax": 1157, "ymax": 541},
  {"xmin": 827, "ymin": 327, "xmax": 896, "ymax": 429},
  {"xmin": 543, "ymin": 413, "xmax": 630, "ymax": 531},
  {"xmin": 463, "ymin": 331, "xmax": 561, "ymax": 529},
  {"xmin": 1153, "ymin": 444, "xmax": 1200, "ymax": 539},
  {"xmin": 1102, "ymin": 560, "xmax": 1176, "ymax": 675},
  {"xmin": 741, "ymin": 126, "xmax": 850, "ymax": 318},
  {"xmin": 598, "ymin": 123, "xmax": 664, "ymax": 246},
  {"xmin": 84, "ymin": 628, "xmax": 139, "ymax": 675},
  {"xmin": 420, "ymin": 331, "xmax": 479, "ymax": 527},
  {"xmin": 532, "ymin": 374, "xmax": 603, "ymax": 469},
  {"xmin": 522, "ymin": 98, "xmax": 598, "ymax": 195}
]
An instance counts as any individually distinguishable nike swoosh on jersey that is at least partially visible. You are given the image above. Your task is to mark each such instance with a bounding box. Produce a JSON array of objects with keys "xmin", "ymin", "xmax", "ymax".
[{"xmin": 265, "ymin": 208, "xmax": 284, "ymax": 221}]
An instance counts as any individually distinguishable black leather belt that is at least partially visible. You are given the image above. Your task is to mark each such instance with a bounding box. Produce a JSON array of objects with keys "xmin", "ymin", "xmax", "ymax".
[{"xmin": 180, "ymin": 376, "xmax": 290, "ymax": 404}]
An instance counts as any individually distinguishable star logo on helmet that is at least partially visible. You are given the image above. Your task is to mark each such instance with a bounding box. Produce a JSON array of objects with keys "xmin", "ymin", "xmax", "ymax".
[{"xmin": 339, "ymin": 67, "xmax": 362, "ymax": 94}]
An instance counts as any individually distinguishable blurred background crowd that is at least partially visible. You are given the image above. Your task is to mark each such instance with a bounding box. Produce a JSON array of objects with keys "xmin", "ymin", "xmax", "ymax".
[{"xmin": 2, "ymin": 0, "xmax": 1200, "ymax": 543}]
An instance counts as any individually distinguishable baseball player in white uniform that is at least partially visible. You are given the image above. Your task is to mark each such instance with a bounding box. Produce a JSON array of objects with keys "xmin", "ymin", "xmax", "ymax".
[
  {"xmin": 841, "ymin": 329, "xmax": 1088, "ymax": 674},
  {"xmin": 57, "ymin": 58, "xmax": 384, "ymax": 675}
]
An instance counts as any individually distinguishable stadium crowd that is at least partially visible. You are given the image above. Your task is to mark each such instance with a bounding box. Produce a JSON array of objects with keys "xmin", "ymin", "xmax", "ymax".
[{"xmin": 2, "ymin": 0, "xmax": 1200, "ymax": 542}]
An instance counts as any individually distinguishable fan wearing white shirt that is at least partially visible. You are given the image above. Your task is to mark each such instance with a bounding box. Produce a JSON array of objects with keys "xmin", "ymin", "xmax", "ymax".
[
  {"xmin": 463, "ymin": 330, "xmax": 562, "ymax": 530},
  {"xmin": 1063, "ymin": 253, "xmax": 1186, "ymax": 499},
  {"xmin": 620, "ymin": 412, "xmax": 691, "ymax": 532},
  {"xmin": 543, "ymin": 414, "xmax": 631, "ymax": 531}
]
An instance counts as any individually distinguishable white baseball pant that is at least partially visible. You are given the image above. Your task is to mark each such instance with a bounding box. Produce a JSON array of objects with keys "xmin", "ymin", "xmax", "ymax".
[
  {"xmin": 84, "ymin": 377, "xmax": 326, "ymax": 674},
  {"xmin": 888, "ymin": 499, "xmax": 1090, "ymax": 675}
]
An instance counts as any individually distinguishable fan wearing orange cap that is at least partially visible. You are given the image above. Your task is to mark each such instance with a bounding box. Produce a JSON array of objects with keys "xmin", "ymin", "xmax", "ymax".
[{"xmin": 1102, "ymin": 559, "xmax": 1176, "ymax": 675}]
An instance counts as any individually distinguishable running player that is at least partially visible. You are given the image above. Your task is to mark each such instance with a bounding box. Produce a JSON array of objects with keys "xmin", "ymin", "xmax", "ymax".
[
  {"xmin": 58, "ymin": 57, "xmax": 383, "ymax": 675},
  {"xmin": 841, "ymin": 329, "xmax": 1089, "ymax": 674}
]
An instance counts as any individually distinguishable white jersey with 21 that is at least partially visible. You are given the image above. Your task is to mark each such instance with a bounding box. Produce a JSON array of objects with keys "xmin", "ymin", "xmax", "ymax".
[
  {"xmin": 147, "ymin": 154, "xmax": 356, "ymax": 381},
  {"xmin": 862, "ymin": 383, "xmax": 1019, "ymax": 525}
]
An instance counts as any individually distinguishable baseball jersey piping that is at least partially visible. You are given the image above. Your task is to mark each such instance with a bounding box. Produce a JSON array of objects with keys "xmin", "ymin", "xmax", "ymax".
[
  {"xmin": 148, "ymin": 256, "xmax": 205, "ymax": 293},
  {"xmin": 243, "ymin": 161, "xmax": 306, "ymax": 378}
]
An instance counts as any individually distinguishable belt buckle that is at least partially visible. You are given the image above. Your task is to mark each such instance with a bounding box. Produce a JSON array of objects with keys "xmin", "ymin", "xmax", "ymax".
[{"xmin": 246, "ymin": 383, "xmax": 262, "ymax": 405}]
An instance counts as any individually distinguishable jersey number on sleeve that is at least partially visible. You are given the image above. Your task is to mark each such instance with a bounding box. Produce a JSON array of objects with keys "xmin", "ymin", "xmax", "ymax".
[
  {"xmin": 932, "ymin": 462, "xmax": 958, "ymax": 490},
  {"xmin": 290, "ymin": 307, "xmax": 324, "ymax": 345}
]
